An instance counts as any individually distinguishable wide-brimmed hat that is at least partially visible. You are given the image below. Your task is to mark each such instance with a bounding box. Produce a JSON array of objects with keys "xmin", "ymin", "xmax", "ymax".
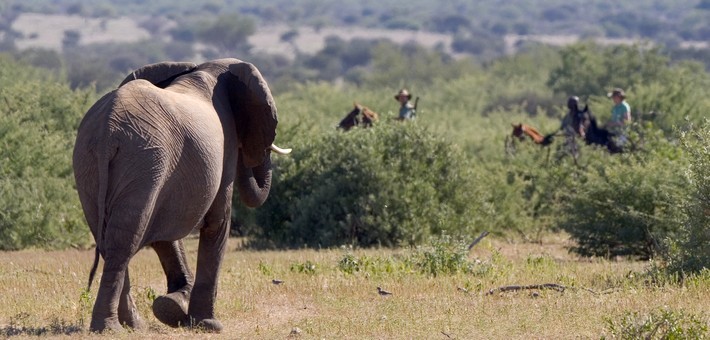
[
  {"xmin": 394, "ymin": 88, "xmax": 412, "ymax": 100},
  {"xmin": 607, "ymin": 88, "xmax": 626, "ymax": 99}
]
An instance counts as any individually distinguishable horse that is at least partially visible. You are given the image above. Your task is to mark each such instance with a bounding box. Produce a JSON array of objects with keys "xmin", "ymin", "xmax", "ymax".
[
  {"xmin": 337, "ymin": 102, "xmax": 379, "ymax": 131},
  {"xmin": 584, "ymin": 114, "xmax": 623, "ymax": 153},
  {"xmin": 563, "ymin": 97, "xmax": 623, "ymax": 154},
  {"xmin": 510, "ymin": 123, "xmax": 555, "ymax": 146}
]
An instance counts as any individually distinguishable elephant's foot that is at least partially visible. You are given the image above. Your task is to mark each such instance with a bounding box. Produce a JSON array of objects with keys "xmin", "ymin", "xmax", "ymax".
[
  {"xmin": 190, "ymin": 318, "xmax": 223, "ymax": 333},
  {"xmin": 119, "ymin": 314, "xmax": 146, "ymax": 330},
  {"xmin": 119, "ymin": 296, "xmax": 146, "ymax": 330},
  {"xmin": 90, "ymin": 316, "xmax": 124, "ymax": 333},
  {"xmin": 152, "ymin": 292, "xmax": 189, "ymax": 327}
]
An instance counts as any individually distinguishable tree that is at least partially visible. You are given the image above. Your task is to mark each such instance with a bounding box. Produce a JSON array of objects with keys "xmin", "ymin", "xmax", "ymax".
[
  {"xmin": 666, "ymin": 121, "xmax": 710, "ymax": 274},
  {"xmin": 196, "ymin": 13, "xmax": 256, "ymax": 55},
  {"xmin": 547, "ymin": 43, "xmax": 671, "ymax": 97},
  {"xmin": 62, "ymin": 30, "xmax": 81, "ymax": 49},
  {"xmin": 0, "ymin": 56, "xmax": 94, "ymax": 250},
  {"xmin": 431, "ymin": 15, "xmax": 471, "ymax": 33},
  {"xmin": 698, "ymin": 0, "xmax": 710, "ymax": 9}
]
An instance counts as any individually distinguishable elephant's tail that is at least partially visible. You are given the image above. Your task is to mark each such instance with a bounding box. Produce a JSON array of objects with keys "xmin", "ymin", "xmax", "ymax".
[
  {"xmin": 87, "ymin": 138, "xmax": 115, "ymax": 292},
  {"xmin": 87, "ymin": 247, "xmax": 100, "ymax": 291}
]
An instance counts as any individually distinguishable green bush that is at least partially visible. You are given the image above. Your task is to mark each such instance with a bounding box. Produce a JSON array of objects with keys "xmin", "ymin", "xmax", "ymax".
[
  {"xmin": 0, "ymin": 56, "xmax": 94, "ymax": 250},
  {"xmin": 560, "ymin": 139, "xmax": 690, "ymax": 259},
  {"xmin": 411, "ymin": 235, "xmax": 475, "ymax": 276},
  {"xmin": 547, "ymin": 43, "xmax": 672, "ymax": 98},
  {"xmin": 249, "ymin": 123, "xmax": 484, "ymax": 248},
  {"xmin": 665, "ymin": 120, "xmax": 710, "ymax": 274},
  {"xmin": 603, "ymin": 308, "xmax": 708, "ymax": 339}
]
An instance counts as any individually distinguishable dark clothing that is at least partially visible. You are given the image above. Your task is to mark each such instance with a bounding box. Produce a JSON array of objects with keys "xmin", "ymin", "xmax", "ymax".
[{"xmin": 561, "ymin": 105, "xmax": 590, "ymax": 137}]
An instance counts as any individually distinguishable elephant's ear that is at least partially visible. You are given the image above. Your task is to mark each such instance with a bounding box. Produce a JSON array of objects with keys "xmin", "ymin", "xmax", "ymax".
[
  {"xmin": 118, "ymin": 61, "xmax": 197, "ymax": 88},
  {"xmin": 229, "ymin": 61, "xmax": 278, "ymax": 168}
]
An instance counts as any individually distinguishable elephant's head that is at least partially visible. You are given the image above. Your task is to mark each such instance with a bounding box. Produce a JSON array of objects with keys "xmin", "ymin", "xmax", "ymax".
[
  {"xmin": 119, "ymin": 59, "xmax": 289, "ymax": 208},
  {"xmin": 227, "ymin": 61, "xmax": 290, "ymax": 208}
]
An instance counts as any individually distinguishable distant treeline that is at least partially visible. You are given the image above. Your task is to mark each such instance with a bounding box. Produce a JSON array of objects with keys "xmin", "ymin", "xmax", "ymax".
[
  {"xmin": 5, "ymin": 0, "xmax": 710, "ymax": 41},
  {"xmin": 1, "ymin": 0, "xmax": 710, "ymax": 94}
]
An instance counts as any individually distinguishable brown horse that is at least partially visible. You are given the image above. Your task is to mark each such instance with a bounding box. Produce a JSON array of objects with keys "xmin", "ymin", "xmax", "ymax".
[
  {"xmin": 337, "ymin": 102, "xmax": 379, "ymax": 131},
  {"xmin": 511, "ymin": 123, "xmax": 555, "ymax": 146}
]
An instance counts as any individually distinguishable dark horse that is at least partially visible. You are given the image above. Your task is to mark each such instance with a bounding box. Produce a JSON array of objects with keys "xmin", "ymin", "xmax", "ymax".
[
  {"xmin": 567, "ymin": 97, "xmax": 623, "ymax": 154},
  {"xmin": 585, "ymin": 114, "xmax": 623, "ymax": 153},
  {"xmin": 337, "ymin": 102, "xmax": 379, "ymax": 131}
]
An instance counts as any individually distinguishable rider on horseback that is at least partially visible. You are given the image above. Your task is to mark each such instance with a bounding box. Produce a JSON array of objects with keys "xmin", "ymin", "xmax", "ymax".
[{"xmin": 561, "ymin": 96, "xmax": 590, "ymax": 139}]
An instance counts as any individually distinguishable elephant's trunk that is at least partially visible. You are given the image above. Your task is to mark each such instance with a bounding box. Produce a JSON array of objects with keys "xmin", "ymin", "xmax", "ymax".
[{"xmin": 236, "ymin": 150, "xmax": 272, "ymax": 208}]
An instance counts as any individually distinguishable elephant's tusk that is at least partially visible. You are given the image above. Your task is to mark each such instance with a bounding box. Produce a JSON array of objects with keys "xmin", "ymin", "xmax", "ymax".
[{"xmin": 270, "ymin": 144, "xmax": 292, "ymax": 155}]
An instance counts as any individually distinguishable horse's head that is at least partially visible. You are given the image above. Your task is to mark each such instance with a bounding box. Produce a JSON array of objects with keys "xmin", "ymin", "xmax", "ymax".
[
  {"xmin": 361, "ymin": 106, "xmax": 379, "ymax": 126},
  {"xmin": 337, "ymin": 103, "xmax": 363, "ymax": 131},
  {"xmin": 567, "ymin": 101, "xmax": 591, "ymax": 137},
  {"xmin": 511, "ymin": 123, "xmax": 525, "ymax": 139}
]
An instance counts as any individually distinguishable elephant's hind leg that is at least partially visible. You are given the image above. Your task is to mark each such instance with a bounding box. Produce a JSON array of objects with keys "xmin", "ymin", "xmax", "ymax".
[
  {"xmin": 186, "ymin": 210, "xmax": 230, "ymax": 333},
  {"xmin": 90, "ymin": 190, "xmax": 155, "ymax": 332},
  {"xmin": 90, "ymin": 252, "xmax": 131, "ymax": 332},
  {"xmin": 151, "ymin": 240, "xmax": 194, "ymax": 327},
  {"xmin": 117, "ymin": 269, "xmax": 146, "ymax": 330}
]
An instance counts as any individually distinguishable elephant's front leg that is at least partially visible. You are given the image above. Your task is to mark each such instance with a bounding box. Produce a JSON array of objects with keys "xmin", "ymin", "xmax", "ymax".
[
  {"xmin": 151, "ymin": 240, "xmax": 194, "ymax": 327},
  {"xmin": 187, "ymin": 215, "xmax": 229, "ymax": 333}
]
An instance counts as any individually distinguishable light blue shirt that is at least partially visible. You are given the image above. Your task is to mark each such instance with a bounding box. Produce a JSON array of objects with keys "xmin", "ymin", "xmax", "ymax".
[
  {"xmin": 399, "ymin": 102, "xmax": 415, "ymax": 120},
  {"xmin": 610, "ymin": 101, "xmax": 630, "ymax": 124}
]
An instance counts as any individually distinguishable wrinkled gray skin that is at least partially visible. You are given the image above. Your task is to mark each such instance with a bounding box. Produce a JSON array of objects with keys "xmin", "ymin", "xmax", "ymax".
[{"xmin": 73, "ymin": 58, "xmax": 279, "ymax": 333}]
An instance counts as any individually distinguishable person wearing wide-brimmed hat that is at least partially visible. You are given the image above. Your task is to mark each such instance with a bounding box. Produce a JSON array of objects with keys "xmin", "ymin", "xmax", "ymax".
[
  {"xmin": 606, "ymin": 88, "xmax": 631, "ymax": 145},
  {"xmin": 394, "ymin": 88, "xmax": 415, "ymax": 120},
  {"xmin": 606, "ymin": 88, "xmax": 631, "ymax": 129}
]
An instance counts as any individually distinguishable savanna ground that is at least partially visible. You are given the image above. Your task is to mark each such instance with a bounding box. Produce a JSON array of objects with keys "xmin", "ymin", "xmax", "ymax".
[{"xmin": 1, "ymin": 234, "xmax": 708, "ymax": 339}]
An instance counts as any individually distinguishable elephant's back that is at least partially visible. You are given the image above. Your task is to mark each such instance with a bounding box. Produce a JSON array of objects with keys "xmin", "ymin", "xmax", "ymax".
[{"xmin": 77, "ymin": 81, "xmax": 225, "ymax": 243}]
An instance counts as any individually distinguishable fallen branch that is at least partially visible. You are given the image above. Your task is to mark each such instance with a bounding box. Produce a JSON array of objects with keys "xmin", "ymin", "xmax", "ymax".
[
  {"xmin": 486, "ymin": 283, "xmax": 602, "ymax": 295},
  {"xmin": 467, "ymin": 231, "xmax": 490, "ymax": 250}
]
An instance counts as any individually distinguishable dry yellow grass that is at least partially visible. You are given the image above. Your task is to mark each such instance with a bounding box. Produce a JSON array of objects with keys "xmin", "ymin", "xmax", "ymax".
[{"xmin": 0, "ymin": 234, "xmax": 708, "ymax": 339}]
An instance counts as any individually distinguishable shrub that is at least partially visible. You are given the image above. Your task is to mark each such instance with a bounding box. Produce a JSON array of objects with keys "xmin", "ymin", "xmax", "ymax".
[
  {"xmin": 665, "ymin": 120, "xmax": 710, "ymax": 274},
  {"xmin": 336, "ymin": 235, "xmax": 482, "ymax": 277},
  {"xmin": 560, "ymin": 141, "xmax": 690, "ymax": 259},
  {"xmin": 411, "ymin": 235, "xmax": 475, "ymax": 276},
  {"xmin": 547, "ymin": 43, "xmax": 672, "ymax": 97},
  {"xmin": 603, "ymin": 308, "xmax": 708, "ymax": 339},
  {"xmin": 0, "ymin": 56, "xmax": 94, "ymax": 250},
  {"xmin": 249, "ymin": 123, "xmax": 484, "ymax": 248}
]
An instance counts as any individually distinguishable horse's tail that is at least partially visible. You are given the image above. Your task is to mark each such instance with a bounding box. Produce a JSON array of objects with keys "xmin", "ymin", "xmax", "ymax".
[{"xmin": 541, "ymin": 132, "xmax": 556, "ymax": 146}]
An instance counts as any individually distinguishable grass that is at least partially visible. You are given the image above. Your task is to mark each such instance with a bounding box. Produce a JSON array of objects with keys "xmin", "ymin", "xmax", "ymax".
[{"xmin": 0, "ymin": 234, "xmax": 708, "ymax": 339}]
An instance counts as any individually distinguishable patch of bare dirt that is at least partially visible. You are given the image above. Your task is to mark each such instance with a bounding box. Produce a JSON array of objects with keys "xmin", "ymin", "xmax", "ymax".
[
  {"xmin": 12, "ymin": 13, "xmax": 151, "ymax": 51},
  {"xmin": 248, "ymin": 24, "xmax": 455, "ymax": 60}
]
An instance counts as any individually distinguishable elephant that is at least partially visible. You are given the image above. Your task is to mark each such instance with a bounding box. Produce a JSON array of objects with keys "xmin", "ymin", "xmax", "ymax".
[{"xmin": 72, "ymin": 58, "xmax": 290, "ymax": 333}]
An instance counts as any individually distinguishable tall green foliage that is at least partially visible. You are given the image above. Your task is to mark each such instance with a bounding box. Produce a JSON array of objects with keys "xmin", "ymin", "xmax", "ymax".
[
  {"xmin": 549, "ymin": 43, "xmax": 710, "ymax": 134},
  {"xmin": 559, "ymin": 140, "xmax": 690, "ymax": 259},
  {"xmin": 362, "ymin": 42, "xmax": 479, "ymax": 88},
  {"xmin": 665, "ymin": 120, "xmax": 710, "ymax": 274},
  {"xmin": 0, "ymin": 55, "xmax": 94, "ymax": 250},
  {"xmin": 547, "ymin": 43, "xmax": 672, "ymax": 97},
  {"xmin": 548, "ymin": 43, "xmax": 671, "ymax": 97},
  {"xmin": 250, "ymin": 124, "xmax": 486, "ymax": 248}
]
